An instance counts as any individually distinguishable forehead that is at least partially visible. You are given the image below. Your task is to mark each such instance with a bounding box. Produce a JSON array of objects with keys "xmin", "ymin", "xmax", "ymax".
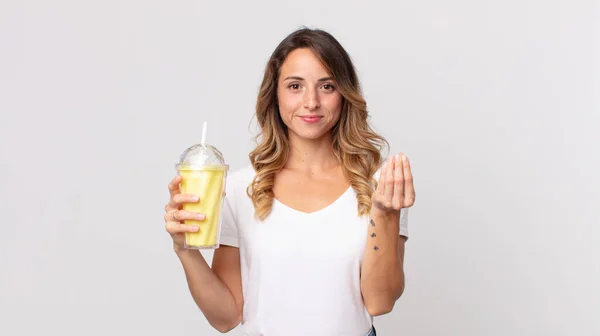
[{"xmin": 280, "ymin": 48, "xmax": 331, "ymax": 77}]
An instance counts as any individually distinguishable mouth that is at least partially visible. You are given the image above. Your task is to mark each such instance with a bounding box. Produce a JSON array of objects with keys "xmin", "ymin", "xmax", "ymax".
[{"xmin": 299, "ymin": 116, "xmax": 323, "ymax": 123}]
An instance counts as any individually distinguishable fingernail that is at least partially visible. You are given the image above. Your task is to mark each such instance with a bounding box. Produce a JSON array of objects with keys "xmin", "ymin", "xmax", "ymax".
[
  {"xmin": 402, "ymin": 155, "xmax": 407, "ymax": 162},
  {"xmin": 197, "ymin": 214, "xmax": 205, "ymax": 220},
  {"xmin": 191, "ymin": 196, "xmax": 199, "ymax": 202},
  {"xmin": 191, "ymin": 226, "xmax": 199, "ymax": 231}
]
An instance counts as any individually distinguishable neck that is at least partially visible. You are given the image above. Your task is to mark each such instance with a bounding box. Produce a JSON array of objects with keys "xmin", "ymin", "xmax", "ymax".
[{"xmin": 285, "ymin": 132, "xmax": 339, "ymax": 174}]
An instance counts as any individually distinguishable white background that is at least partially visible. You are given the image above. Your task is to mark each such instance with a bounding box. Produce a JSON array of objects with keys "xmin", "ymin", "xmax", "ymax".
[{"xmin": 1, "ymin": 0, "xmax": 598, "ymax": 335}]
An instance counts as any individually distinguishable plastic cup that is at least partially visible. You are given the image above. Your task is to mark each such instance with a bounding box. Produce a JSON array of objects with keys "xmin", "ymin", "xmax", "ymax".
[{"xmin": 175, "ymin": 144, "xmax": 228, "ymax": 249}]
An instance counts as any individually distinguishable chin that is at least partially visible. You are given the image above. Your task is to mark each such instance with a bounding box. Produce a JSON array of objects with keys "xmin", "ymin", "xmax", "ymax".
[{"xmin": 291, "ymin": 128, "xmax": 330, "ymax": 140}]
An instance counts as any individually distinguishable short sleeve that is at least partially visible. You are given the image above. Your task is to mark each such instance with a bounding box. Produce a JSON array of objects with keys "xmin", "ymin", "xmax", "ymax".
[
  {"xmin": 218, "ymin": 178, "xmax": 240, "ymax": 248},
  {"xmin": 399, "ymin": 207, "xmax": 409, "ymax": 239},
  {"xmin": 374, "ymin": 166, "xmax": 410, "ymax": 240}
]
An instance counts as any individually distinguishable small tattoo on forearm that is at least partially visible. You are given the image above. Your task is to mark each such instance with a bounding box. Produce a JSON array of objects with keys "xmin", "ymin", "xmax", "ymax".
[
  {"xmin": 371, "ymin": 233, "xmax": 376, "ymax": 238},
  {"xmin": 370, "ymin": 219, "xmax": 375, "ymax": 227},
  {"xmin": 374, "ymin": 246, "xmax": 379, "ymax": 251}
]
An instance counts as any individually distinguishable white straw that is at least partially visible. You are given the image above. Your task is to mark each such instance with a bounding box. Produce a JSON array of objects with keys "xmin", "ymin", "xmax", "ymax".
[{"xmin": 201, "ymin": 122, "xmax": 207, "ymax": 146}]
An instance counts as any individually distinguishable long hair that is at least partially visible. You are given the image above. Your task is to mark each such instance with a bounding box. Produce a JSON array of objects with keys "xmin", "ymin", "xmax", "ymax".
[{"xmin": 247, "ymin": 27, "xmax": 388, "ymax": 220}]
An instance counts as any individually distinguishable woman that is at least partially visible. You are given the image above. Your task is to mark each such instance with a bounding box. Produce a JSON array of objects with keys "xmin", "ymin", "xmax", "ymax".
[{"xmin": 163, "ymin": 28, "xmax": 415, "ymax": 336}]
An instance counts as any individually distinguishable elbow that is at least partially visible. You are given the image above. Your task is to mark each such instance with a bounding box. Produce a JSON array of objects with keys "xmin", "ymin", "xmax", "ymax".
[
  {"xmin": 366, "ymin": 301, "xmax": 395, "ymax": 316},
  {"xmin": 215, "ymin": 324, "xmax": 235, "ymax": 334},
  {"xmin": 213, "ymin": 313, "xmax": 242, "ymax": 333},
  {"xmin": 364, "ymin": 283, "xmax": 405, "ymax": 317}
]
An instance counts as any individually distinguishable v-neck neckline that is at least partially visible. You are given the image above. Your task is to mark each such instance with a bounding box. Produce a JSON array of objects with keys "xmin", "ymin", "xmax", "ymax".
[{"xmin": 273, "ymin": 185, "xmax": 353, "ymax": 216}]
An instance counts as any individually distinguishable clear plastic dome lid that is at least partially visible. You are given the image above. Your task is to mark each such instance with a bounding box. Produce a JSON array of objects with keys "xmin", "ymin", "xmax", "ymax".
[{"xmin": 176, "ymin": 144, "xmax": 228, "ymax": 170}]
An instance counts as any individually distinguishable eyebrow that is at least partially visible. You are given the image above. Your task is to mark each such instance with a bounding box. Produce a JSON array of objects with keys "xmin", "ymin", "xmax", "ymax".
[{"xmin": 283, "ymin": 76, "xmax": 334, "ymax": 82}]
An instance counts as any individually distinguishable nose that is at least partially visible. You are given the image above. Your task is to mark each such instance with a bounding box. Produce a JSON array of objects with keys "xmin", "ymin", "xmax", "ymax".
[{"xmin": 302, "ymin": 88, "xmax": 320, "ymax": 111}]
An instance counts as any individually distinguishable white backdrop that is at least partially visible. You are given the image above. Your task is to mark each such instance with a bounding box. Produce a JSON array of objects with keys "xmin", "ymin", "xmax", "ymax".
[{"xmin": 1, "ymin": 1, "xmax": 598, "ymax": 335}]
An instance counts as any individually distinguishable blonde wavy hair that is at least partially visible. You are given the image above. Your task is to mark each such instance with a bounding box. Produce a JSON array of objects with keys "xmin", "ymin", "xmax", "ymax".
[{"xmin": 247, "ymin": 28, "xmax": 389, "ymax": 220}]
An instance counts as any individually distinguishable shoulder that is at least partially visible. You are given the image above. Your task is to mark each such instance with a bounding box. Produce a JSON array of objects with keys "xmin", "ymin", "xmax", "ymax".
[
  {"xmin": 372, "ymin": 162, "xmax": 386, "ymax": 180},
  {"xmin": 226, "ymin": 164, "xmax": 255, "ymax": 194},
  {"xmin": 224, "ymin": 165, "xmax": 255, "ymax": 219}
]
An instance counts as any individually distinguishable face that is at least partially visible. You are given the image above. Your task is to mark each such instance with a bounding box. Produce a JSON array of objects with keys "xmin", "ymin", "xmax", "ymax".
[{"xmin": 277, "ymin": 48, "xmax": 343, "ymax": 141}]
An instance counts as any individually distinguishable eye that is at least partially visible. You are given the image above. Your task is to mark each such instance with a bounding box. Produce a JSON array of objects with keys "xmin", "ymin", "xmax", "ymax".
[
  {"xmin": 288, "ymin": 83, "xmax": 301, "ymax": 90},
  {"xmin": 321, "ymin": 83, "xmax": 335, "ymax": 91}
]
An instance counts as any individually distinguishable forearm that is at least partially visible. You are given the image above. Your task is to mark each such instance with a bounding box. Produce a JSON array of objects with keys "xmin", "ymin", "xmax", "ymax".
[
  {"xmin": 360, "ymin": 210, "xmax": 405, "ymax": 315},
  {"xmin": 175, "ymin": 248, "xmax": 241, "ymax": 332}
]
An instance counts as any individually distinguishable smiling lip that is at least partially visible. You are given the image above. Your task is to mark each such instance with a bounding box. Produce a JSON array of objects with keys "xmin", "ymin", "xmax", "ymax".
[{"xmin": 299, "ymin": 116, "xmax": 323, "ymax": 123}]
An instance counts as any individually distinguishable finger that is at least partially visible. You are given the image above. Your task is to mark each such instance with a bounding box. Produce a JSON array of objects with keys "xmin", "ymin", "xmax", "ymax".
[
  {"xmin": 167, "ymin": 193, "xmax": 199, "ymax": 210},
  {"xmin": 168, "ymin": 176, "xmax": 183, "ymax": 198},
  {"xmin": 377, "ymin": 159, "xmax": 388, "ymax": 196},
  {"xmin": 384, "ymin": 155, "xmax": 395, "ymax": 203},
  {"xmin": 174, "ymin": 210, "xmax": 206, "ymax": 222},
  {"xmin": 164, "ymin": 210, "xmax": 179, "ymax": 223},
  {"xmin": 164, "ymin": 209, "xmax": 205, "ymax": 224},
  {"xmin": 165, "ymin": 222, "xmax": 199, "ymax": 234},
  {"xmin": 402, "ymin": 155, "xmax": 415, "ymax": 207},
  {"xmin": 392, "ymin": 154, "xmax": 406, "ymax": 209}
]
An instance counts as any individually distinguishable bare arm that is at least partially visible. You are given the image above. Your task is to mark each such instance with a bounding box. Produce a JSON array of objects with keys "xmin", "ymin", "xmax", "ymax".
[
  {"xmin": 175, "ymin": 245, "xmax": 243, "ymax": 333},
  {"xmin": 165, "ymin": 175, "xmax": 244, "ymax": 332},
  {"xmin": 360, "ymin": 211, "xmax": 406, "ymax": 316},
  {"xmin": 360, "ymin": 154, "xmax": 414, "ymax": 316}
]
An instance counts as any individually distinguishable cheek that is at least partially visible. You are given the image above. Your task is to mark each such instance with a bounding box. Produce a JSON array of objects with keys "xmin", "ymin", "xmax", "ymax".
[
  {"xmin": 278, "ymin": 92, "xmax": 301, "ymax": 115},
  {"xmin": 326, "ymin": 94, "xmax": 343, "ymax": 118}
]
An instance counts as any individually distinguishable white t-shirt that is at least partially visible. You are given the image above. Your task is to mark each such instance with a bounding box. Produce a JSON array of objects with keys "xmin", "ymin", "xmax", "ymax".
[{"xmin": 218, "ymin": 165, "xmax": 409, "ymax": 336}]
